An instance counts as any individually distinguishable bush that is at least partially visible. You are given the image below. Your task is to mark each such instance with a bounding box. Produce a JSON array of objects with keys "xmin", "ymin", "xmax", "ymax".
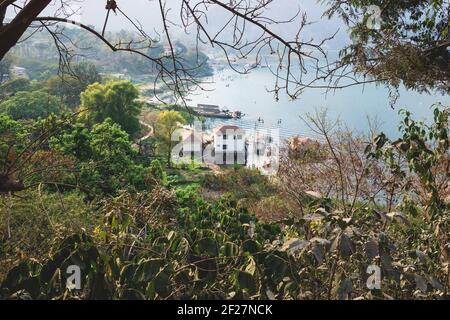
[
  {"xmin": 202, "ymin": 167, "xmax": 276, "ymax": 203},
  {"xmin": 0, "ymin": 105, "xmax": 448, "ymax": 300},
  {"xmin": 0, "ymin": 190, "xmax": 96, "ymax": 280}
]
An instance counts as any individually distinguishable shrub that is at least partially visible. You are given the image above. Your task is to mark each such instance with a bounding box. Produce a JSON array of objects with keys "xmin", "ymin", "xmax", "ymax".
[{"xmin": 0, "ymin": 190, "xmax": 95, "ymax": 280}]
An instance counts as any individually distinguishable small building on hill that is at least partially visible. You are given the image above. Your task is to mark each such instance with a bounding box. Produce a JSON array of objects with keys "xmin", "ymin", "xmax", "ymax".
[
  {"xmin": 172, "ymin": 129, "xmax": 204, "ymax": 164},
  {"xmin": 10, "ymin": 66, "xmax": 27, "ymax": 78},
  {"xmin": 212, "ymin": 125, "xmax": 246, "ymax": 165}
]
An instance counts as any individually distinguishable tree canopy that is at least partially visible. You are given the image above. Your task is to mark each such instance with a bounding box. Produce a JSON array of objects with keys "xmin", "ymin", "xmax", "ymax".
[
  {"xmin": 155, "ymin": 110, "xmax": 186, "ymax": 166},
  {"xmin": 0, "ymin": 90, "xmax": 62, "ymax": 120},
  {"xmin": 1, "ymin": 1, "xmax": 448, "ymax": 98},
  {"xmin": 50, "ymin": 118, "xmax": 145, "ymax": 195},
  {"xmin": 44, "ymin": 62, "xmax": 101, "ymax": 108},
  {"xmin": 0, "ymin": 77, "xmax": 31, "ymax": 100},
  {"xmin": 79, "ymin": 80, "xmax": 142, "ymax": 136},
  {"xmin": 327, "ymin": 0, "xmax": 450, "ymax": 94}
]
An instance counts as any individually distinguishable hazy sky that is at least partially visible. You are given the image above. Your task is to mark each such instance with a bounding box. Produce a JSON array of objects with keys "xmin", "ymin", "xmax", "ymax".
[{"xmin": 30, "ymin": 0, "xmax": 349, "ymax": 50}]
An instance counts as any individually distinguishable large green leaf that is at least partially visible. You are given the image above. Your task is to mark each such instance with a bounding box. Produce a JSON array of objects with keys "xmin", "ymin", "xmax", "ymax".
[
  {"xmin": 235, "ymin": 270, "xmax": 257, "ymax": 295},
  {"xmin": 195, "ymin": 237, "xmax": 219, "ymax": 256}
]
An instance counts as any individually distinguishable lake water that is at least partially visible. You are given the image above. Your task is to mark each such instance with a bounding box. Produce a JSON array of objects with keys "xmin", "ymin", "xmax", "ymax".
[{"xmin": 188, "ymin": 68, "xmax": 450, "ymax": 139}]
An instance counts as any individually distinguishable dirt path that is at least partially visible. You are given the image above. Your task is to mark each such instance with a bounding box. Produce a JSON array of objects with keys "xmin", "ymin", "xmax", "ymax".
[{"xmin": 138, "ymin": 120, "xmax": 154, "ymax": 142}]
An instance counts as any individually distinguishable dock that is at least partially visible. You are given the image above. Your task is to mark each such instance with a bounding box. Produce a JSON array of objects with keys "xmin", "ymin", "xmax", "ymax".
[{"xmin": 192, "ymin": 104, "xmax": 243, "ymax": 119}]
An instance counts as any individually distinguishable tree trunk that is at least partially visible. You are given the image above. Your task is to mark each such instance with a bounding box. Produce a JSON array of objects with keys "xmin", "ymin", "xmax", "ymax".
[
  {"xmin": 167, "ymin": 140, "xmax": 172, "ymax": 167},
  {"xmin": 0, "ymin": 0, "xmax": 51, "ymax": 60},
  {"xmin": 0, "ymin": 174, "xmax": 25, "ymax": 193}
]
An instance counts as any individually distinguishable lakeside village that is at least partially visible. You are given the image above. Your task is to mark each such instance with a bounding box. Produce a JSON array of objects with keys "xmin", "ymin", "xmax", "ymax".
[
  {"xmin": 146, "ymin": 103, "xmax": 318, "ymax": 175},
  {"xmin": 172, "ymin": 121, "xmax": 279, "ymax": 175},
  {"xmin": 2, "ymin": 64, "xmax": 317, "ymax": 175}
]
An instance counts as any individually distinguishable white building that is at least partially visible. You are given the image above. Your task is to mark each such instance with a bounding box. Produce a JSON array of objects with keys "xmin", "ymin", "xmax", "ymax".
[
  {"xmin": 10, "ymin": 66, "xmax": 27, "ymax": 78},
  {"xmin": 1, "ymin": 74, "xmax": 10, "ymax": 83},
  {"xmin": 162, "ymin": 43, "xmax": 182, "ymax": 57},
  {"xmin": 212, "ymin": 125, "xmax": 246, "ymax": 165},
  {"xmin": 169, "ymin": 124, "xmax": 278, "ymax": 174},
  {"xmin": 171, "ymin": 129, "xmax": 204, "ymax": 164},
  {"xmin": 246, "ymin": 129, "xmax": 279, "ymax": 174}
]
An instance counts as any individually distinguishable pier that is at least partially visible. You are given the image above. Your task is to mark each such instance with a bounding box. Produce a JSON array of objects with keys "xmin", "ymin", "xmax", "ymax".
[{"xmin": 192, "ymin": 104, "xmax": 243, "ymax": 119}]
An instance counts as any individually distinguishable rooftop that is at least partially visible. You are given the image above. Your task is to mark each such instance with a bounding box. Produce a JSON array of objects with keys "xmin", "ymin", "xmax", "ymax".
[{"xmin": 213, "ymin": 125, "xmax": 244, "ymax": 134}]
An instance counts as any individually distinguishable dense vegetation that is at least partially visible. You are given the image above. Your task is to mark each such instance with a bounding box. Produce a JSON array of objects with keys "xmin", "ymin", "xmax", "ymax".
[
  {"xmin": 0, "ymin": 0, "xmax": 448, "ymax": 299},
  {"xmin": 327, "ymin": 0, "xmax": 449, "ymax": 94},
  {"xmin": 0, "ymin": 73, "xmax": 448, "ymax": 299}
]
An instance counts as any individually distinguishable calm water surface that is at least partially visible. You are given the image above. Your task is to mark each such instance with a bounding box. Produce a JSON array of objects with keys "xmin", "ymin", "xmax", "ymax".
[{"xmin": 188, "ymin": 68, "xmax": 450, "ymax": 139}]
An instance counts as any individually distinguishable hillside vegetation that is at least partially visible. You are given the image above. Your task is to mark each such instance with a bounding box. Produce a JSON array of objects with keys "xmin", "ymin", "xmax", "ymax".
[{"xmin": 0, "ymin": 73, "xmax": 448, "ymax": 299}]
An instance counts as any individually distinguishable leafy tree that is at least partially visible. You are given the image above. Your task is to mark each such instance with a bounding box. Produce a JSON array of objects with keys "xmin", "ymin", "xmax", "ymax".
[
  {"xmin": 44, "ymin": 62, "xmax": 101, "ymax": 108},
  {"xmin": 327, "ymin": 0, "xmax": 449, "ymax": 93},
  {"xmin": 0, "ymin": 112, "xmax": 77, "ymax": 193},
  {"xmin": 142, "ymin": 109, "xmax": 159, "ymax": 134},
  {"xmin": 0, "ymin": 77, "xmax": 30, "ymax": 100},
  {"xmin": 366, "ymin": 104, "xmax": 449, "ymax": 218},
  {"xmin": 365, "ymin": 104, "xmax": 449, "ymax": 280},
  {"xmin": 51, "ymin": 118, "xmax": 145, "ymax": 194},
  {"xmin": 51, "ymin": 123, "xmax": 92, "ymax": 161},
  {"xmin": 146, "ymin": 159, "xmax": 167, "ymax": 185},
  {"xmin": 0, "ymin": 113, "xmax": 24, "ymax": 192},
  {"xmin": 167, "ymin": 104, "xmax": 196, "ymax": 125},
  {"xmin": 155, "ymin": 110, "xmax": 186, "ymax": 166},
  {"xmin": 79, "ymin": 80, "xmax": 142, "ymax": 136},
  {"xmin": 0, "ymin": 113, "xmax": 22, "ymax": 159},
  {"xmin": 44, "ymin": 76, "xmax": 85, "ymax": 109},
  {"xmin": 0, "ymin": 90, "xmax": 62, "ymax": 120},
  {"xmin": 72, "ymin": 62, "xmax": 102, "ymax": 85}
]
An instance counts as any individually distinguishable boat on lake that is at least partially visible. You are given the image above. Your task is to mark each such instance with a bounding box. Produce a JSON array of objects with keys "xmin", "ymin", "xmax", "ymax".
[{"xmin": 192, "ymin": 104, "xmax": 244, "ymax": 119}]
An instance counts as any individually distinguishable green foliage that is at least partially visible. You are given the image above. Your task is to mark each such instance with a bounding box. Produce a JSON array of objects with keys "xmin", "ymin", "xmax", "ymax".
[
  {"xmin": 72, "ymin": 62, "xmax": 102, "ymax": 85},
  {"xmin": 0, "ymin": 78, "xmax": 31, "ymax": 100},
  {"xmin": 364, "ymin": 105, "xmax": 449, "ymax": 295},
  {"xmin": 43, "ymin": 62, "xmax": 101, "ymax": 108},
  {"xmin": 146, "ymin": 159, "xmax": 167, "ymax": 186},
  {"xmin": 0, "ymin": 112, "xmax": 85, "ymax": 194},
  {"xmin": 327, "ymin": 0, "xmax": 449, "ymax": 93},
  {"xmin": 2, "ymin": 184, "xmax": 446, "ymax": 300},
  {"xmin": 0, "ymin": 190, "xmax": 95, "ymax": 279},
  {"xmin": 366, "ymin": 104, "xmax": 449, "ymax": 218},
  {"xmin": 0, "ymin": 189, "xmax": 277, "ymax": 299},
  {"xmin": 0, "ymin": 114, "xmax": 26, "ymax": 176},
  {"xmin": 203, "ymin": 167, "xmax": 276, "ymax": 203},
  {"xmin": 165, "ymin": 104, "xmax": 197, "ymax": 125},
  {"xmin": 0, "ymin": 113, "xmax": 22, "ymax": 151},
  {"xmin": 79, "ymin": 80, "xmax": 142, "ymax": 136},
  {"xmin": 0, "ymin": 102, "xmax": 447, "ymax": 300},
  {"xmin": 50, "ymin": 118, "xmax": 145, "ymax": 195},
  {"xmin": 0, "ymin": 91, "xmax": 63, "ymax": 120},
  {"xmin": 155, "ymin": 110, "xmax": 186, "ymax": 165}
]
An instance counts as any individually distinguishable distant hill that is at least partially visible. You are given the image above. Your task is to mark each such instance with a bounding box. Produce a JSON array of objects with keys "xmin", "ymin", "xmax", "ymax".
[{"xmin": 8, "ymin": 28, "xmax": 213, "ymax": 80}]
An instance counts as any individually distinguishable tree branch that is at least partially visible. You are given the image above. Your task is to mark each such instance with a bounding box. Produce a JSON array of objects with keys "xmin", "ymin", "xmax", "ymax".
[{"xmin": 0, "ymin": 0, "xmax": 51, "ymax": 60}]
